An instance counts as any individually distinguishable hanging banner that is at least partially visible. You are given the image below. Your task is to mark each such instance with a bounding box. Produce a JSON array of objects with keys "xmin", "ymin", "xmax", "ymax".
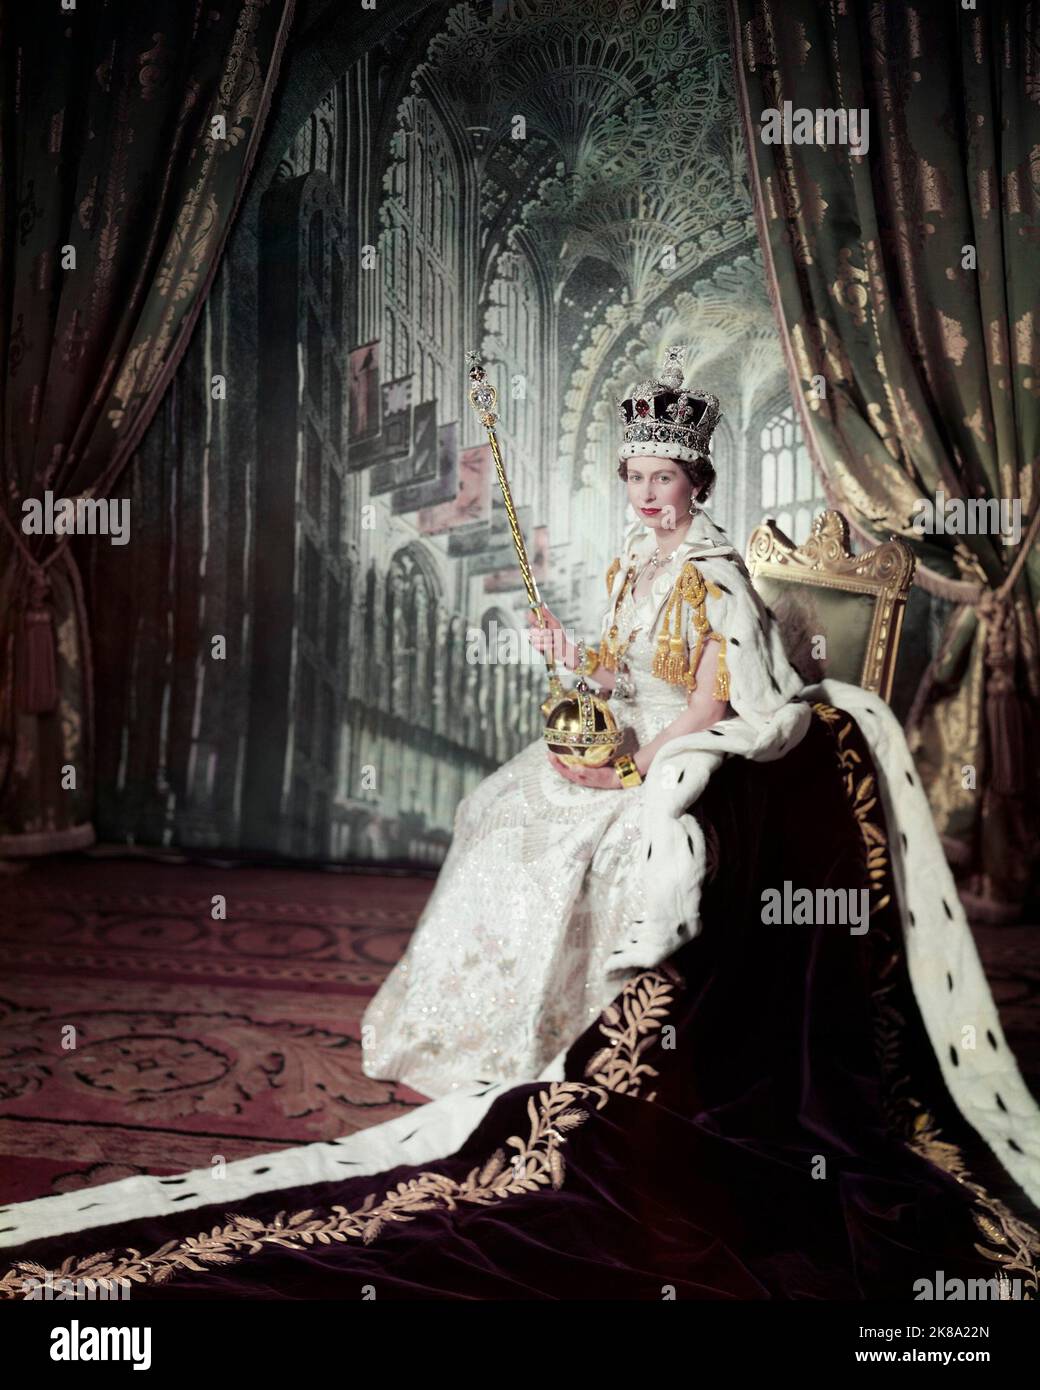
[
  {"xmin": 418, "ymin": 439, "xmax": 492, "ymax": 535},
  {"xmin": 345, "ymin": 341, "xmax": 383, "ymax": 472},
  {"xmin": 391, "ymin": 404, "xmax": 454, "ymax": 512}
]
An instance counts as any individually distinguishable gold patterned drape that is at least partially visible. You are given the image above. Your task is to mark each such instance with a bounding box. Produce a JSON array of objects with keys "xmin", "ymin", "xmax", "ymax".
[
  {"xmin": 729, "ymin": 0, "xmax": 1040, "ymax": 917},
  {"xmin": 0, "ymin": 0, "xmax": 294, "ymax": 853}
]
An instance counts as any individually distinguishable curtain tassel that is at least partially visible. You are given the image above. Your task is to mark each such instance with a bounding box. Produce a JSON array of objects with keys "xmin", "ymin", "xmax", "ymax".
[
  {"xmin": 980, "ymin": 592, "xmax": 1026, "ymax": 798},
  {"xmin": 19, "ymin": 569, "xmax": 59, "ymax": 715}
]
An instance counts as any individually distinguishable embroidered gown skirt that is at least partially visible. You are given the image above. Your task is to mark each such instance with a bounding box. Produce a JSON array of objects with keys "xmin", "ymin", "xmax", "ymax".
[{"xmin": 361, "ymin": 590, "xmax": 687, "ymax": 1098}]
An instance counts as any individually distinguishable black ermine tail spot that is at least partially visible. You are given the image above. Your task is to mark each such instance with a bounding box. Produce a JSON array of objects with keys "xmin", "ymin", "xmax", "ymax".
[
  {"xmin": 949, "ymin": 1046, "xmax": 959, "ymax": 1067},
  {"xmin": 647, "ymin": 843, "xmax": 652, "ymax": 860},
  {"xmin": 942, "ymin": 899, "xmax": 952, "ymax": 920}
]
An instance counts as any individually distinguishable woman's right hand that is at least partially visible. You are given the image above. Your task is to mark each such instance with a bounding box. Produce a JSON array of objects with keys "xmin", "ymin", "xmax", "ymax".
[{"xmin": 526, "ymin": 603, "xmax": 571, "ymax": 663}]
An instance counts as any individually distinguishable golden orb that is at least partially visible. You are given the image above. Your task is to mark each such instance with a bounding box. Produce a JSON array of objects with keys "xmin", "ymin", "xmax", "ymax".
[{"xmin": 541, "ymin": 678, "xmax": 623, "ymax": 768}]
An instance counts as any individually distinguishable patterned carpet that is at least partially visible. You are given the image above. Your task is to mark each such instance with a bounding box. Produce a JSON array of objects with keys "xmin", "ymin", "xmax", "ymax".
[
  {"xmin": 0, "ymin": 856, "xmax": 433, "ymax": 1205},
  {"xmin": 0, "ymin": 853, "xmax": 1037, "ymax": 1207}
]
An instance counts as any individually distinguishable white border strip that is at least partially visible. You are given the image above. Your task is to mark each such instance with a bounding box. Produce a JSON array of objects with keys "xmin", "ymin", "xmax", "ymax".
[{"xmin": 0, "ymin": 1075, "xmax": 527, "ymax": 1250}]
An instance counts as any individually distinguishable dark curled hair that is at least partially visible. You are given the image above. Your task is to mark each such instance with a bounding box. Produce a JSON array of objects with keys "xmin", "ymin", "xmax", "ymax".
[{"xmin": 617, "ymin": 454, "xmax": 716, "ymax": 503}]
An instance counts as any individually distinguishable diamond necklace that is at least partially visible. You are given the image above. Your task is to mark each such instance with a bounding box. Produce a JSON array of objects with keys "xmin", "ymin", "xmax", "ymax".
[
  {"xmin": 642, "ymin": 544, "xmax": 682, "ymax": 582},
  {"xmin": 633, "ymin": 544, "xmax": 679, "ymax": 598}
]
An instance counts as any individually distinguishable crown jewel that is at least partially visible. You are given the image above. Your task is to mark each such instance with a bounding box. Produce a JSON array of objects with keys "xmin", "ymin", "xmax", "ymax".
[{"xmin": 616, "ymin": 345, "xmax": 721, "ymax": 464}]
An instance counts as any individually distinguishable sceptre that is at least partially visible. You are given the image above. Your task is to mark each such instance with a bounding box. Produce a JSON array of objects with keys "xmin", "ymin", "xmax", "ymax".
[{"xmin": 464, "ymin": 352, "xmax": 621, "ymax": 766}]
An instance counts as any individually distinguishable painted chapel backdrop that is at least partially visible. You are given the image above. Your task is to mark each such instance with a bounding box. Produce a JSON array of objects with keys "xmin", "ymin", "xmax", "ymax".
[{"xmin": 83, "ymin": 0, "xmax": 876, "ymax": 867}]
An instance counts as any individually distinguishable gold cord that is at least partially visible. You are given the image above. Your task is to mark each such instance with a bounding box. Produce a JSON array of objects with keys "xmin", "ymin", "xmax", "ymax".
[{"xmin": 651, "ymin": 561, "xmax": 729, "ymax": 701}]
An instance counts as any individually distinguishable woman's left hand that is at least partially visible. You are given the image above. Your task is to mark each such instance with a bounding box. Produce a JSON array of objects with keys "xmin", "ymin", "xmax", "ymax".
[{"xmin": 547, "ymin": 751, "xmax": 622, "ymax": 789}]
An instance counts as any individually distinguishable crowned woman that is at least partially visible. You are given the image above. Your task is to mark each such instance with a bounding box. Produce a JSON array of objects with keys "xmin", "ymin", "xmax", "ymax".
[{"xmin": 361, "ymin": 348, "xmax": 1040, "ymax": 1222}]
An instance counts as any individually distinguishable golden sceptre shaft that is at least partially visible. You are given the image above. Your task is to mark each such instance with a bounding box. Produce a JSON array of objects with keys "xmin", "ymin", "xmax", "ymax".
[{"xmin": 464, "ymin": 351, "xmax": 565, "ymax": 715}]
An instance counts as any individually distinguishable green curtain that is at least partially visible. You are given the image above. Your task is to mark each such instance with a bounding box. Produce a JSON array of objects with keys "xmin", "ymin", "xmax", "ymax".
[
  {"xmin": 729, "ymin": 0, "xmax": 1040, "ymax": 918},
  {"xmin": 0, "ymin": 0, "xmax": 294, "ymax": 853}
]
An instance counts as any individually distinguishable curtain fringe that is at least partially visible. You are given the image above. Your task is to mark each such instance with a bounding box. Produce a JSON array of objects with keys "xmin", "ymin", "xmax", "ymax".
[
  {"xmin": 20, "ymin": 604, "xmax": 58, "ymax": 714},
  {"xmin": 12, "ymin": 556, "xmax": 59, "ymax": 716}
]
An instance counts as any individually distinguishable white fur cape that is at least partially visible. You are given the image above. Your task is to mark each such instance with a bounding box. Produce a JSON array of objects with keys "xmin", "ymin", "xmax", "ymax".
[{"xmin": 602, "ymin": 510, "xmax": 1040, "ymax": 1210}]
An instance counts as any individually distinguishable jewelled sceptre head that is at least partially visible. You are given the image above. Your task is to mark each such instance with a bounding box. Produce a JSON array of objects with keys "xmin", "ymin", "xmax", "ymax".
[{"xmin": 465, "ymin": 352, "xmax": 621, "ymax": 767}]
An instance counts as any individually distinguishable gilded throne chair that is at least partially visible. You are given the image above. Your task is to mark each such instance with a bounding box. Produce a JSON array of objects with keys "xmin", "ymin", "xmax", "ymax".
[{"xmin": 745, "ymin": 510, "xmax": 916, "ymax": 702}]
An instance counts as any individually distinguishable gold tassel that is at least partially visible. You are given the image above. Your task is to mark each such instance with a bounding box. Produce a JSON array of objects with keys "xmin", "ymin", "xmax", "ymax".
[
  {"xmin": 652, "ymin": 588, "xmax": 681, "ymax": 680},
  {"xmin": 601, "ymin": 566, "xmax": 637, "ymax": 673},
  {"xmin": 653, "ymin": 562, "xmax": 728, "ymax": 696},
  {"xmin": 685, "ymin": 635, "xmax": 730, "ymax": 701},
  {"xmin": 651, "ymin": 633, "xmax": 669, "ymax": 679},
  {"xmin": 685, "ymin": 634, "xmax": 703, "ymax": 690},
  {"xmin": 671, "ymin": 590, "xmax": 688, "ymax": 681}
]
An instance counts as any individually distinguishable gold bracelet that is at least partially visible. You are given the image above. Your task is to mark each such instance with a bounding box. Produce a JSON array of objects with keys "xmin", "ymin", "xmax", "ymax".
[{"xmin": 613, "ymin": 753, "xmax": 643, "ymax": 788}]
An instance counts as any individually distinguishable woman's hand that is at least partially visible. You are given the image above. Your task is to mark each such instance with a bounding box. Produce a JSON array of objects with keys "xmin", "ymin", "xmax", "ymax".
[
  {"xmin": 526, "ymin": 604, "xmax": 573, "ymax": 665},
  {"xmin": 547, "ymin": 750, "xmax": 622, "ymax": 789}
]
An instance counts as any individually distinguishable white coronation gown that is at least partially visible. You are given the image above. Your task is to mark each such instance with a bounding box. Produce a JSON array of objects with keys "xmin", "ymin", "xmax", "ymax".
[
  {"xmin": 356, "ymin": 511, "xmax": 1040, "ymax": 1223},
  {"xmin": 360, "ymin": 576, "xmax": 691, "ymax": 1099}
]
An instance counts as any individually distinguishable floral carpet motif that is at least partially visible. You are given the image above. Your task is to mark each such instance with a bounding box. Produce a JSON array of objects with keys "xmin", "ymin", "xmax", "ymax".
[{"xmin": 0, "ymin": 859, "xmax": 433, "ymax": 1203}]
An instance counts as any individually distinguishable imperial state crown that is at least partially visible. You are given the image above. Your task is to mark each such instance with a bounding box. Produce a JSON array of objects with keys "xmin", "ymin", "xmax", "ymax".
[{"xmin": 617, "ymin": 345, "xmax": 722, "ymax": 465}]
